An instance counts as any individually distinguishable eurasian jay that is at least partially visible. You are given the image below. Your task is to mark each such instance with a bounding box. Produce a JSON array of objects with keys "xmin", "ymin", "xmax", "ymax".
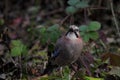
[{"xmin": 42, "ymin": 25, "xmax": 83, "ymax": 75}]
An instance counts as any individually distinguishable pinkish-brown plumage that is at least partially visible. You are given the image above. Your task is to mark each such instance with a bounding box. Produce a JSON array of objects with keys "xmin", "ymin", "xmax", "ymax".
[
  {"xmin": 42, "ymin": 25, "xmax": 83, "ymax": 75},
  {"xmin": 53, "ymin": 36, "xmax": 83, "ymax": 66}
]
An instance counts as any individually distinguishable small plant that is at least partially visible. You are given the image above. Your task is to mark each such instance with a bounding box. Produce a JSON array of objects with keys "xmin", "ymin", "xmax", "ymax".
[
  {"xmin": 39, "ymin": 24, "xmax": 61, "ymax": 45},
  {"xmin": 0, "ymin": 19, "xmax": 4, "ymax": 25},
  {"xmin": 79, "ymin": 21, "xmax": 101, "ymax": 42},
  {"xmin": 62, "ymin": 66, "xmax": 71, "ymax": 80},
  {"xmin": 40, "ymin": 66, "xmax": 71, "ymax": 80},
  {"xmin": 11, "ymin": 40, "xmax": 28, "ymax": 57},
  {"xmin": 66, "ymin": 0, "xmax": 89, "ymax": 14},
  {"xmin": 84, "ymin": 76, "xmax": 104, "ymax": 80}
]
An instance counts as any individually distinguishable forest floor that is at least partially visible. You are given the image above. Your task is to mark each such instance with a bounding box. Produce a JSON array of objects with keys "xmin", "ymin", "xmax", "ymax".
[{"xmin": 0, "ymin": 0, "xmax": 120, "ymax": 80}]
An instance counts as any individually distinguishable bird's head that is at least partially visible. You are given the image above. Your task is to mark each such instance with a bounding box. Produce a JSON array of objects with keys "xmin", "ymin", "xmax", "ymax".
[{"xmin": 66, "ymin": 25, "xmax": 80, "ymax": 39}]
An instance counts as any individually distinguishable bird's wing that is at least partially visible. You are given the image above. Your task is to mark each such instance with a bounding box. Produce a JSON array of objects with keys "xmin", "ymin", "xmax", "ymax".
[
  {"xmin": 51, "ymin": 48, "xmax": 60, "ymax": 58},
  {"xmin": 51, "ymin": 37, "xmax": 64, "ymax": 59}
]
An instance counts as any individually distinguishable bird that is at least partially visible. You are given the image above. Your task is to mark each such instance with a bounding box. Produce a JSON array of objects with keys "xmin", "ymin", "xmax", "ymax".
[{"xmin": 42, "ymin": 25, "xmax": 83, "ymax": 75}]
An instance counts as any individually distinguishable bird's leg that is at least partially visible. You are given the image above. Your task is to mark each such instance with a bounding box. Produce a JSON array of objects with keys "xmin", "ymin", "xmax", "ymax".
[
  {"xmin": 70, "ymin": 63, "xmax": 78, "ymax": 72},
  {"xmin": 60, "ymin": 67, "xmax": 63, "ymax": 76}
]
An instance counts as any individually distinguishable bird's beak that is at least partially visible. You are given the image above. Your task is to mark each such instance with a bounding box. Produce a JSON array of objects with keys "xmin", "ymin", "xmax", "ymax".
[{"xmin": 65, "ymin": 28, "xmax": 73, "ymax": 35}]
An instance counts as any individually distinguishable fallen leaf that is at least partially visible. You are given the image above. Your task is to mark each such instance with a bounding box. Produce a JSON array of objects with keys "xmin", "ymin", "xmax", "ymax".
[{"xmin": 101, "ymin": 53, "xmax": 120, "ymax": 66}]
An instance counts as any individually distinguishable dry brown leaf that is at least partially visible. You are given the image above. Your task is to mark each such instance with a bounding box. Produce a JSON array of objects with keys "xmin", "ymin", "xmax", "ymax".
[{"xmin": 101, "ymin": 53, "xmax": 120, "ymax": 66}]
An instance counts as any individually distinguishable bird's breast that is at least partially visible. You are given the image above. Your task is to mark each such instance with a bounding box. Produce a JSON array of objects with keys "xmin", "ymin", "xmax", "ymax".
[{"xmin": 54, "ymin": 37, "xmax": 83, "ymax": 66}]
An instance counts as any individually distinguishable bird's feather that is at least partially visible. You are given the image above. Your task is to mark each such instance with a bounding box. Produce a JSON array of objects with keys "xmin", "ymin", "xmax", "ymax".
[
  {"xmin": 52, "ymin": 48, "xmax": 60, "ymax": 58},
  {"xmin": 42, "ymin": 25, "xmax": 83, "ymax": 75}
]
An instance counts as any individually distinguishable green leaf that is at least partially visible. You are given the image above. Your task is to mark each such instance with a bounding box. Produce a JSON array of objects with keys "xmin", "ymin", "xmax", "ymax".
[
  {"xmin": 75, "ymin": 0, "xmax": 89, "ymax": 8},
  {"xmin": 11, "ymin": 47, "xmax": 21, "ymax": 56},
  {"xmin": 88, "ymin": 21, "xmax": 101, "ymax": 31},
  {"xmin": 38, "ymin": 51, "xmax": 47, "ymax": 57},
  {"xmin": 80, "ymin": 32, "xmax": 85, "ymax": 36},
  {"xmin": 39, "ymin": 24, "xmax": 61, "ymax": 45},
  {"xmin": 47, "ymin": 24, "xmax": 61, "ymax": 43},
  {"xmin": 0, "ymin": 19, "xmax": 4, "ymax": 25},
  {"xmin": 38, "ymin": 27, "xmax": 48, "ymax": 45},
  {"xmin": 47, "ymin": 24, "xmax": 59, "ymax": 32},
  {"xmin": 79, "ymin": 25, "xmax": 88, "ymax": 32},
  {"xmin": 11, "ymin": 40, "xmax": 21, "ymax": 46},
  {"xmin": 89, "ymin": 31, "xmax": 99, "ymax": 40},
  {"xmin": 62, "ymin": 66, "xmax": 70, "ymax": 80},
  {"xmin": 11, "ymin": 40, "xmax": 27, "ymax": 57},
  {"xmin": 85, "ymin": 76, "xmax": 104, "ymax": 80},
  {"xmin": 40, "ymin": 76, "xmax": 60, "ymax": 80},
  {"xmin": 38, "ymin": 27, "xmax": 46, "ymax": 34},
  {"xmin": 66, "ymin": 6, "xmax": 77, "ymax": 14},
  {"xmin": 40, "ymin": 32, "xmax": 48, "ymax": 45},
  {"xmin": 83, "ymin": 34, "xmax": 90, "ymax": 42},
  {"xmin": 67, "ymin": 0, "xmax": 80, "ymax": 6}
]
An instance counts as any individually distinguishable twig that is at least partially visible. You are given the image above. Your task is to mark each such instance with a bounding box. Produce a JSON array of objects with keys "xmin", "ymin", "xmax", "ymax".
[
  {"xmin": 41, "ymin": 8, "xmax": 63, "ymax": 17},
  {"xmin": 60, "ymin": 15, "xmax": 70, "ymax": 25},
  {"xmin": 70, "ymin": 15, "xmax": 74, "ymax": 25},
  {"xmin": 4, "ymin": 0, "xmax": 9, "ymax": 19},
  {"xmin": 99, "ymin": 39, "xmax": 107, "ymax": 50},
  {"xmin": 98, "ymin": 0, "xmax": 102, "ymax": 7},
  {"xmin": 84, "ymin": 8, "xmax": 87, "ymax": 24},
  {"xmin": 109, "ymin": 0, "xmax": 120, "ymax": 37},
  {"xmin": 19, "ymin": 56, "xmax": 22, "ymax": 79},
  {"xmin": 89, "ymin": 7, "xmax": 108, "ymax": 10}
]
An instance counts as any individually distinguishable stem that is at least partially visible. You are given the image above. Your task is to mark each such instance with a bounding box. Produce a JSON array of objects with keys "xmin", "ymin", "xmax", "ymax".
[
  {"xmin": 84, "ymin": 8, "xmax": 87, "ymax": 24},
  {"xmin": 99, "ymin": 39, "xmax": 107, "ymax": 50},
  {"xmin": 98, "ymin": 0, "xmax": 102, "ymax": 7},
  {"xmin": 60, "ymin": 15, "xmax": 70, "ymax": 25},
  {"xmin": 70, "ymin": 15, "xmax": 74, "ymax": 25},
  {"xmin": 109, "ymin": 0, "xmax": 120, "ymax": 37}
]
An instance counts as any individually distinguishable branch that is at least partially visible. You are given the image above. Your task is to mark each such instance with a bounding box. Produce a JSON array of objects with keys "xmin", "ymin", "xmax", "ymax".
[
  {"xmin": 60, "ymin": 15, "xmax": 70, "ymax": 25},
  {"xmin": 109, "ymin": 0, "xmax": 120, "ymax": 37}
]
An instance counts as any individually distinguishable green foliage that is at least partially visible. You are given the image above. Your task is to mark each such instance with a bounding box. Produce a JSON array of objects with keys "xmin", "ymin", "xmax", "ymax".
[
  {"xmin": 81, "ymin": 33, "xmax": 90, "ymax": 42},
  {"xmin": 79, "ymin": 25, "xmax": 88, "ymax": 32},
  {"xmin": 79, "ymin": 21, "xmax": 101, "ymax": 42},
  {"xmin": 0, "ymin": 19, "xmax": 4, "ymax": 25},
  {"xmin": 46, "ymin": 24, "xmax": 61, "ymax": 43},
  {"xmin": 11, "ymin": 40, "xmax": 28, "ymax": 57},
  {"xmin": 67, "ymin": 0, "xmax": 80, "ymax": 6},
  {"xmin": 88, "ymin": 21, "xmax": 101, "ymax": 31},
  {"xmin": 40, "ymin": 66, "xmax": 71, "ymax": 80},
  {"xmin": 66, "ymin": 0, "xmax": 89, "ymax": 14},
  {"xmin": 40, "ymin": 76, "xmax": 60, "ymax": 80},
  {"xmin": 75, "ymin": 0, "xmax": 89, "ymax": 8},
  {"xmin": 84, "ymin": 76, "xmax": 104, "ymax": 80},
  {"xmin": 62, "ymin": 66, "xmax": 70, "ymax": 80},
  {"xmin": 89, "ymin": 32, "xmax": 99, "ymax": 40},
  {"xmin": 65, "ymin": 6, "xmax": 78, "ymax": 15},
  {"xmin": 38, "ymin": 27, "xmax": 48, "ymax": 45},
  {"xmin": 47, "ymin": 24, "xmax": 59, "ymax": 31},
  {"xmin": 39, "ymin": 24, "xmax": 61, "ymax": 45}
]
